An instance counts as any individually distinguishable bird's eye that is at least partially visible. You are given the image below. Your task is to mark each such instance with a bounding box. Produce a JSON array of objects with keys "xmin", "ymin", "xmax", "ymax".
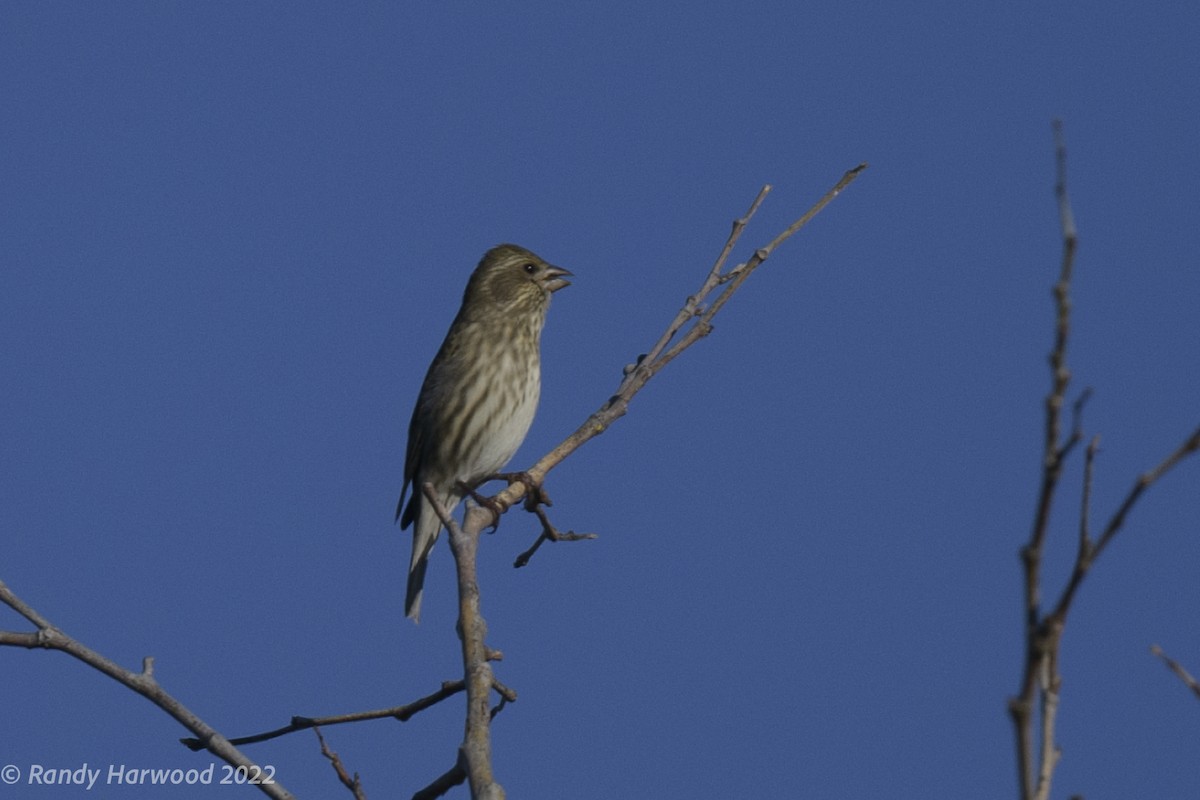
[{"xmin": 522, "ymin": 263, "xmax": 537, "ymax": 274}]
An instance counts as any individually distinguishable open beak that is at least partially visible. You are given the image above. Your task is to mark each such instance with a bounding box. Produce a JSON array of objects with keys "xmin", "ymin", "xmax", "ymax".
[{"xmin": 543, "ymin": 265, "xmax": 573, "ymax": 293}]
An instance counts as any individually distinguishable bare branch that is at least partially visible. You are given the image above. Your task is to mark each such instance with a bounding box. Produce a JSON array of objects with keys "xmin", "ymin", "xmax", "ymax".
[
  {"xmin": 422, "ymin": 484, "xmax": 507, "ymax": 800},
  {"xmin": 1022, "ymin": 121, "xmax": 1082, "ymax": 632},
  {"xmin": 315, "ymin": 726, "xmax": 367, "ymax": 800},
  {"xmin": 1012, "ymin": 120, "xmax": 1081, "ymax": 800},
  {"xmin": 1077, "ymin": 436, "xmax": 1100, "ymax": 566},
  {"xmin": 1010, "ymin": 120, "xmax": 1200, "ymax": 800},
  {"xmin": 0, "ymin": 580, "xmax": 295, "ymax": 800},
  {"xmin": 1092, "ymin": 426, "xmax": 1200, "ymax": 559},
  {"xmin": 183, "ymin": 681, "xmax": 467, "ymax": 749},
  {"xmin": 1053, "ymin": 119, "xmax": 1078, "ymax": 245},
  {"xmin": 1036, "ymin": 668, "xmax": 1061, "ymax": 800},
  {"xmin": 1151, "ymin": 645, "xmax": 1200, "ymax": 701},
  {"xmin": 412, "ymin": 762, "xmax": 467, "ymax": 800},
  {"xmin": 641, "ymin": 184, "xmax": 773, "ymax": 371},
  {"xmin": 1052, "ymin": 425, "xmax": 1200, "ymax": 621},
  {"xmin": 476, "ymin": 165, "xmax": 868, "ymax": 537},
  {"xmin": 655, "ymin": 164, "xmax": 867, "ymax": 374},
  {"xmin": 513, "ymin": 502, "xmax": 597, "ymax": 568}
]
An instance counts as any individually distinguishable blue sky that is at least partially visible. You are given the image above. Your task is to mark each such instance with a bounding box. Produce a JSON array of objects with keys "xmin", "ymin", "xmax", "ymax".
[{"xmin": 3, "ymin": 2, "xmax": 1198, "ymax": 798}]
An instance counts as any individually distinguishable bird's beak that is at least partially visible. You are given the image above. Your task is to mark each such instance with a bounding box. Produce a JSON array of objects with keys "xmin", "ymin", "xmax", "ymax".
[{"xmin": 543, "ymin": 265, "xmax": 573, "ymax": 293}]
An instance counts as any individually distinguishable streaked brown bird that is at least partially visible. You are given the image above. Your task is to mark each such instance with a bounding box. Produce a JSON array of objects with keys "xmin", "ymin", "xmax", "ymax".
[{"xmin": 396, "ymin": 244, "xmax": 571, "ymax": 622}]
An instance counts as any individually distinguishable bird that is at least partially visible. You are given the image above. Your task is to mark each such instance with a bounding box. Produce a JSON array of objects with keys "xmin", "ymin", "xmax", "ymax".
[{"xmin": 396, "ymin": 244, "xmax": 571, "ymax": 622}]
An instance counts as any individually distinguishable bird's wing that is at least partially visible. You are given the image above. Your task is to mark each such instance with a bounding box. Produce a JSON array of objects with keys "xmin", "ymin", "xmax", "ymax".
[{"xmin": 396, "ymin": 399, "xmax": 426, "ymax": 526}]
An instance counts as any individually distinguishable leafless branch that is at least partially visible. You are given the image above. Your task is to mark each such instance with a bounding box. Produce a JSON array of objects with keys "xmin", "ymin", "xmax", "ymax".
[
  {"xmin": 1151, "ymin": 645, "xmax": 1200, "ymax": 701},
  {"xmin": 1009, "ymin": 120, "xmax": 1199, "ymax": 800},
  {"xmin": 182, "ymin": 680, "xmax": 467, "ymax": 749},
  {"xmin": 1052, "ymin": 425, "xmax": 1200, "ymax": 621},
  {"xmin": 412, "ymin": 762, "xmax": 467, "ymax": 800},
  {"xmin": 480, "ymin": 165, "xmax": 868, "ymax": 528},
  {"xmin": 513, "ymin": 502, "xmax": 598, "ymax": 568},
  {"xmin": 1010, "ymin": 119, "xmax": 1085, "ymax": 800},
  {"xmin": 0, "ymin": 580, "xmax": 295, "ymax": 800},
  {"xmin": 1091, "ymin": 426, "xmax": 1200, "ymax": 560},
  {"xmin": 315, "ymin": 726, "xmax": 367, "ymax": 800},
  {"xmin": 423, "ymin": 483, "xmax": 507, "ymax": 800}
]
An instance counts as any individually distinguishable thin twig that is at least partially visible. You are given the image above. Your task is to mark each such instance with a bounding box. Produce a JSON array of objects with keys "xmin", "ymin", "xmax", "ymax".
[
  {"xmin": 1011, "ymin": 120, "xmax": 1080, "ymax": 800},
  {"xmin": 182, "ymin": 681, "xmax": 466, "ymax": 749},
  {"xmin": 1091, "ymin": 426, "xmax": 1200, "ymax": 558},
  {"xmin": 655, "ymin": 165, "xmax": 867, "ymax": 374},
  {"xmin": 315, "ymin": 726, "xmax": 367, "ymax": 800},
  {"xmin": 639, "ymin": 185, "xmax": 773, "ymax": 372},
  {"xmin": 1010, "ymin": 120, "xmax": 1200, "ymax": 800},
  {"xmin": 478, "ymin": 166, "xmax": 868, "ymax": 534},
  {"xmin": 1052, "ymin": 425, "xmax": 1200, "ymax": 621},
  {"xmin": 1151, "ymin": 645, "xmax": 1200, "ymax": 701},
  {"xmin": 513, "ymin": 503, "xmax": 597, "ymax": 568},
  {"xmin": 1077, "ymin": 436, "xmax": 1100, "ymax": 566}
]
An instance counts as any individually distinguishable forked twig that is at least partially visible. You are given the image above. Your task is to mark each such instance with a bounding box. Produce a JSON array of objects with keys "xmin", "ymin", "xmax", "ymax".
[
  {"xmin": 1009, "ymin": 120, "xmax": 1199, "ymax": 800},
  {"xmin": 315, "ymin": 726, "xmax": 367, "ymax": 800},
  {"xmin": 493, "ymin": 165, "xmax": 869, "ymax": 556},
  {"xmin": 514, "ymin": 504, "xmax": 597, "ymax": 568}
]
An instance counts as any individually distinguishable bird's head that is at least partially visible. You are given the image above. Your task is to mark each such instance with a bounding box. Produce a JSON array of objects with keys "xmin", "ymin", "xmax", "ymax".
[{"xmin": 463, "ymin": 244, "xmax": 572, "ymax": 316}]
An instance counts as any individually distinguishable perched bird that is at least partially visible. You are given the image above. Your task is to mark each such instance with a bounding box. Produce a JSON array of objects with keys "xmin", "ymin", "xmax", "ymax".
[{"xmin": 396, "ymin": 244, "xmax": 572, "ymax": 622}]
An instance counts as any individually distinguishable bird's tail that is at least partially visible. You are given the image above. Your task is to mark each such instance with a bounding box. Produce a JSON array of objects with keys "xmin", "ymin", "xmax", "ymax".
[
  {"xmin": 404, "ymin": 550, "xmax": 430, "ymax": 622},
  {"xmin": 404, "ymin": 496, "xmax": 448, "ymax": 622}
]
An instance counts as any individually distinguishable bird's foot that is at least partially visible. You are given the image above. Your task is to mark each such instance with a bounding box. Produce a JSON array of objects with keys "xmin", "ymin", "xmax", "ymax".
[
  {"xmin": 491, "ymin": 471, "xmax": 551, "ymax": 511},
  {"xmin": 513, "ymin": 503, "xmax": 598, "ymax": 568},
  {"xmin": 456, "ymin": 480, "xmax": 504, "ymax": 532}
]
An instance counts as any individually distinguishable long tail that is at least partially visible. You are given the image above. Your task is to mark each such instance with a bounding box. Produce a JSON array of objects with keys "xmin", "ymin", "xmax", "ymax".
[
  {"xmin": 404, "ymin": 490, "xmax": 458, "ymax": 622},
  {"xmin": 405, "ymin": 547, "xmax": 431, "ymax": 621}
]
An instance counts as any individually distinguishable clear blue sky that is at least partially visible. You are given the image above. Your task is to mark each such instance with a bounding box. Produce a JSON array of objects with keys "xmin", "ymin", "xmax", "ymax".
[{"xmin": 3, "ymin": 3, "xmax": 1198, "ymax": 798}]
